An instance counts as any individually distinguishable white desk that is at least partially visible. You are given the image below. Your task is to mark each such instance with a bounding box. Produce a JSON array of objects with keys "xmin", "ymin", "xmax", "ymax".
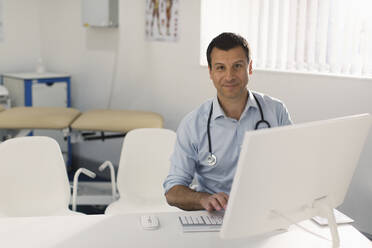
[{"xmin": 0, "ymin": 211, "xmax": 370, "ymax": 248}]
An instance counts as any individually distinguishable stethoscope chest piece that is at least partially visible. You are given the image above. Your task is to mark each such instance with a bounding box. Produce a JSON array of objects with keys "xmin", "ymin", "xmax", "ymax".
[{"xmin": 207, "ymin": 153, "xmax": 217, "ymax": 166}]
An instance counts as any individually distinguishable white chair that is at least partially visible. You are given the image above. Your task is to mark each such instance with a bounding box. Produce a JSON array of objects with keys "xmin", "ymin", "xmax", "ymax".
[
  {"xmin": 0, "ymin": 136, "xmax": 95, "ymax": 217},
  {"xmin": 103, "ymin": 128, "xmax": 181, "ymax": 214}
]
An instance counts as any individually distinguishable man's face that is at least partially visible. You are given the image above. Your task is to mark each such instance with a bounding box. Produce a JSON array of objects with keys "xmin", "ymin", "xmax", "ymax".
[{"xmin": 209, "ymin": 46, "xmax": 252, "ymax": 102}]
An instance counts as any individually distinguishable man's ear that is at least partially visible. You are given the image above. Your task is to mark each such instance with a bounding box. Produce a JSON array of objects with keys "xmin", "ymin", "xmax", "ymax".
[
  {"xmin": 208, "ymin": 66, "xmax": 213, "ymax": 79},
  {"xmin": 248, "ymin": 60, "xmax": 253, "ymax": 75}
]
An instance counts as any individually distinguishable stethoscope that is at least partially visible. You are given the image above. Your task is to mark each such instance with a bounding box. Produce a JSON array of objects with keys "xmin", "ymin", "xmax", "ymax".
[{"xmin": 206, "ymin": 94, "xmax": 271, "ymax": 166}]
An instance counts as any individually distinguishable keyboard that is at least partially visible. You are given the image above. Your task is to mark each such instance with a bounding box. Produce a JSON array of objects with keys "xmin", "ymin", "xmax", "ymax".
[{"xmin": 178, "ymin": 214, "xmax": 223, "ymax": 232}]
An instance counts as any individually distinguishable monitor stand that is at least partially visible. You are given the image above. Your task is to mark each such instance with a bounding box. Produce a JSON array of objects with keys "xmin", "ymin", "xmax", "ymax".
[{"xmin": 313, "ymin": 196, "xmax": 340, "ymax": 248}]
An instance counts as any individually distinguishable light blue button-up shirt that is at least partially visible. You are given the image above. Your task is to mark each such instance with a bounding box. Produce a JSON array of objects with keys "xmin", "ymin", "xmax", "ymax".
[{"xmin": 163, "ymin": 90, "xmax": 292, "ymax": 195}]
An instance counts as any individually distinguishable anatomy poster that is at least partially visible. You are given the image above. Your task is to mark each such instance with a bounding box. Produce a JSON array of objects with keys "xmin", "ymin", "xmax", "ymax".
[
  {"xmin": 0, "ymin": 0, "xmax": 3, "ymax": 42},
  {"xmin": 145, "ymin": 0, "xmax": 180, "ymax": 42}
]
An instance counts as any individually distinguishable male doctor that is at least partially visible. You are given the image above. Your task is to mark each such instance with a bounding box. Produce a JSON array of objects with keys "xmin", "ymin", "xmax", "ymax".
[{"xmin": 163, "ymin": 32, "xmax": 292, "ymax": 211}]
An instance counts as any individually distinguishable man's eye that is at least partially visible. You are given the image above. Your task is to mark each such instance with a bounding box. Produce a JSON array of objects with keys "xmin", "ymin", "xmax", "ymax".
[
  {"xmin": 234, "ymin": 64, "xmax": 243, "ymax": 69},
  {"xmin": 216, "ymin": 66, "xmax": 225, "ymax": 71}
]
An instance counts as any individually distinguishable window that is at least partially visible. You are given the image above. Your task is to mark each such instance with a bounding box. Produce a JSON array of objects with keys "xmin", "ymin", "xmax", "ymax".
[{"xmin": 201, "ymin": 0, "xmax": 372, "ymax": 77}]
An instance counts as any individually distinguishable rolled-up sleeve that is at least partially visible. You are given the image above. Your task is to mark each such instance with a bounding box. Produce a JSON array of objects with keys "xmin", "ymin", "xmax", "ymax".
[{"xmin": 163, "ymin": 115, "xmax": 198, "ymax": 194}]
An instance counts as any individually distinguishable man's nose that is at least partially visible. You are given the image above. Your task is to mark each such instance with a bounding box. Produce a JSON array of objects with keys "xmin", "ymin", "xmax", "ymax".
[{"xmin": 225, "ymin": 68, "xmax": 235, "ymax": 81}]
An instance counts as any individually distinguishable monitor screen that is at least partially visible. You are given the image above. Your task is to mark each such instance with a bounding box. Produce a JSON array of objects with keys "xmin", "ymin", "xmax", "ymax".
[{"xmin": 220, "ymin": 114, "xmax": 371, "ymax": 240}]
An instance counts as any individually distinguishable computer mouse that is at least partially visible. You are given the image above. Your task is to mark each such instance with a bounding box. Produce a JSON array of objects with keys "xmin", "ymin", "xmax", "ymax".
[{"xmin": 140, "ymin": 215, "xmax": 160, "ymax": 230}]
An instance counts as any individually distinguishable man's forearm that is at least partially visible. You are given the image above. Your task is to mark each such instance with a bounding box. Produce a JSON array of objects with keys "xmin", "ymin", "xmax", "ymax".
[{"xmin": 165, "ymin": 185, "xmax": 211, "ymax": 211}]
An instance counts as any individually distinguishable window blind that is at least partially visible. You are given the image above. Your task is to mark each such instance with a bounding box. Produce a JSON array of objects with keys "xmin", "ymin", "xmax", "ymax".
[{"xmin": 200, "ymin": 0, "xmax": 372, "ymax": 77}]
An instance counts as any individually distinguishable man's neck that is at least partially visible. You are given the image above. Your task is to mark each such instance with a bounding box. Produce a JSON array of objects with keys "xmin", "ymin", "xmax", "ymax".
[{"xmin": 218, "ymin": 91, "xmax": 249, "ymax": 120}]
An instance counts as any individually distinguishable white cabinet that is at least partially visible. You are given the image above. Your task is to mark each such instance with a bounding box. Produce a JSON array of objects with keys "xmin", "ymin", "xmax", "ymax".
[
  {"xmin": 82, "ymin": 0, "xmax": 119, "ymax": 27},
  {"xmin": 32, "ymin": 83, "xmax": 67, "ymax": 107}
]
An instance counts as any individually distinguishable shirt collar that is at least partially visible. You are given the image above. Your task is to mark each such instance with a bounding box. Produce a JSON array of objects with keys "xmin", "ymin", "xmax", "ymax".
[
  {"xmin": 240, "ymin": 90, "xmax": 259, "ymax": 120},
  {"xmin": 246, "ymin": 90, "xmax": 259, "ymax": 110},
  {"xmin": 211, "ymin": 97, "xmax": 225, "ymax": 120},
  {"xmin": 211, "ymin": 91, "xmax": 258, "ymax": 120}
]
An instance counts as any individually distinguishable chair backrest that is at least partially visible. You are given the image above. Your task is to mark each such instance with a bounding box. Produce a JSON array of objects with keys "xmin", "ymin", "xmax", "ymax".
[
  {"xmin": 117, "ymin": 128, "xmax": 176, "ymax": 201},
  {"xmin": 0, "ymin": 136, "xmax": 71, "ymax": 217}
]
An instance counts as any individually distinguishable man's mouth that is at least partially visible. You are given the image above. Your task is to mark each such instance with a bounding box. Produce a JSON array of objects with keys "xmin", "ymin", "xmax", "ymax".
[{"xmin": 223, "ymin": 84, "xmax": 238, "ymax": 88}]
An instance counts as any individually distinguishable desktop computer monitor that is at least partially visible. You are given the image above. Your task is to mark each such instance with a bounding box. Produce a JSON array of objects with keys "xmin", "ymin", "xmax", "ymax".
[{"xmin": 220, "ymin": 114, "xmax": 371, "ymax": 243}]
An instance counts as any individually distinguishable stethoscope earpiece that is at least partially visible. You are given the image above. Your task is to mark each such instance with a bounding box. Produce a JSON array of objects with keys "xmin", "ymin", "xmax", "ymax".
[{"xmin": 206, "ymin": 93, "xmax": 271, "ymax": 167}]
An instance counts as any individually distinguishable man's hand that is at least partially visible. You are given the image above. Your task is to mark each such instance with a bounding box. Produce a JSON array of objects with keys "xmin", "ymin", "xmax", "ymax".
[
  {"xmin": 165, "ymin": 185, "xmax": 229, "ymax": 211},
  {"xmin": 199, "ymin": 192, "xmax": 229, "ymax": 212}
]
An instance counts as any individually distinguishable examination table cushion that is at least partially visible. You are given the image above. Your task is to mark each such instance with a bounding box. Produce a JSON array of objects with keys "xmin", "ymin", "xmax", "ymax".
[
  {"xmin": 0, "ymin": 107, "xmax": 81, "ymax": 129},
  {"xmin": 70, "ymin": 109, "xmax": 163, "ymax": 132}
]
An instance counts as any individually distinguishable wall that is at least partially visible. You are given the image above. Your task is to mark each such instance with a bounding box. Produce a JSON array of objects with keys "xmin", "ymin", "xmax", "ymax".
[
  {"xmin": 39, "ymin": 0, "xmax": 372, "ymax": 234},
  {"xmin": 39, "ymin": 0, "xmax": 123, "ymax": 166},
  {"xmin": 0, "ymin": 0, "xmax": 41, "ymax": 76}
]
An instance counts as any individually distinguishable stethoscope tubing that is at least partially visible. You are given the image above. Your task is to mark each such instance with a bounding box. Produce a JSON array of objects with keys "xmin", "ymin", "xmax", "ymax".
[{"xmin": 206, "ymin": 93, "xmax": 270, "ymax": 166}]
